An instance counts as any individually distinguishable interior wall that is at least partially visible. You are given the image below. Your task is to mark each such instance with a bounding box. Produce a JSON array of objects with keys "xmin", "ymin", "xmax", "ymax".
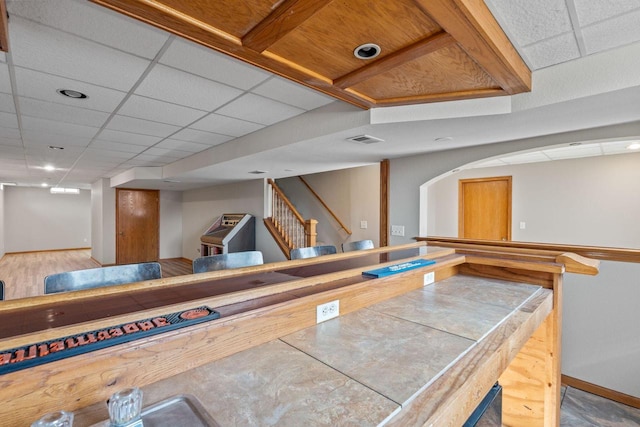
[
  {"xmin": 426, "ymin": 152, "xmax": 640, "ymax": 397},
  {"xmin": 91, "ymin": 178, "xmax": 116, "ymax": 265},
  {"xmin": 5, "ymin": 187, "xmax": 91, "ymax": 252},
  {"xmin": 159, "ymin": 190, "xmax": 183, "ymax": 259},
  {"xmin": 277, "ymin": 164, "xmax": 380, "ymax": 249},
  {"xmin": 0, "ymin": 185, "xmax": 5, "ymax": 259},
  {"xmin": 181, "ymin": 179, "xmax": 284, "ymax": 263}
]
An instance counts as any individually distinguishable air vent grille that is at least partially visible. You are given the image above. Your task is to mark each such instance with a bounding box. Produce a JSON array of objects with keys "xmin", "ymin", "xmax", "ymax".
[{"xmin": 347, "ymin": 135, "xmax": 384, "ymax": 144}]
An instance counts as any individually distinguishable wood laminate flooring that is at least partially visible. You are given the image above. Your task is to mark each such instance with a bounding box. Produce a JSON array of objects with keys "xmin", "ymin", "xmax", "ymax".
[{"xmin": 0, "ymin": 249, "xmax": 192, "ymax": 300}]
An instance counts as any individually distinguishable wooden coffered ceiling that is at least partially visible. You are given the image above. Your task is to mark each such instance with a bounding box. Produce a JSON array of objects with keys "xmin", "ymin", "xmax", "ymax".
[{"xmin": 90, "ymin": 0, "xmax": 531, "ymax": 109}]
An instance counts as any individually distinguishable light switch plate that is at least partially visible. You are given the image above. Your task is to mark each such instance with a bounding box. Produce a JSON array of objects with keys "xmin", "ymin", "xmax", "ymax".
[
  {"xmin": 391, "ymin": 225, "xmax": 405, "ymax": 236},
  {"xmin": 360, "ymin": 220, "xmax": 367, "ymax": 229}
]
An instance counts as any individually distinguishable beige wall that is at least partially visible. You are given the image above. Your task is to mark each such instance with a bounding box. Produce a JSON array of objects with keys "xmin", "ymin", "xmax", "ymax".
[{"xmin": 0, "ymin": 185, "xmax": 5, "ymax": 259}]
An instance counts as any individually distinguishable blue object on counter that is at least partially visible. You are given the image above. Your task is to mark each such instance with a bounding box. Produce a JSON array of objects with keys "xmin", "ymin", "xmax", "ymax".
[{"xmin": 362, "ymin": 258, "xmax": 435, "ymax": 278}]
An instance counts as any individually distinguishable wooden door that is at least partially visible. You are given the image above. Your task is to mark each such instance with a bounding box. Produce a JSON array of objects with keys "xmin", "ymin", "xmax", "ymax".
[
  {"xmin": 459, "ymin": 176, "xmax": 512, "ymax": 240},
  {"xmin": 116, "ymin": 189, "xmax": 159, "ymax": 265}
]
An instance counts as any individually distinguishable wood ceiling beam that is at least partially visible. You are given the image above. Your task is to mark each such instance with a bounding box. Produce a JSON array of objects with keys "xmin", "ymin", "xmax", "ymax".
[
  {"xmin": 334, "ymin": 32, "xmax": 455, "ymax": 90},
  {"xmin": 412, "ymin": 0, "xmax": 531, "ymax": 94},
  {"xmin": 0, "ymin": 0, "xmax": 8, "ymax": 52},
  {"xmin": 242, "ymin": 0, "xmax": 333, "ymax": 53},
  {"xmin": 369, "ymin": 87, "xmax": 505, "ymax": 107}
]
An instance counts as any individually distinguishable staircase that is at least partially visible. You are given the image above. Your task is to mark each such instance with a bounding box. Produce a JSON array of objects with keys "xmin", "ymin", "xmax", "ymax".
[{"xmin": 264, "ymin": 179, "xmax": 317, "ymax": 259}]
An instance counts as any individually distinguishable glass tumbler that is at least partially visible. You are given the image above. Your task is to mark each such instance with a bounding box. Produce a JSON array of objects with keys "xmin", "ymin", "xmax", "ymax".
[
  {"xmin": 108, "ymin": 387, "xmax": 143, "ymax": 426},
  {"xmin": 31, "ymin": 410, "xmax": 74, "ymax": 427}
]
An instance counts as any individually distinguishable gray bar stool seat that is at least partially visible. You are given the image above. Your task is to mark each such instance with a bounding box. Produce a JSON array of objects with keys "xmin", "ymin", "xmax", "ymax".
[
  {"xmin": 342, "ymin": 239, "xmax": 374, "ymax": 252},
  {"xmin": 192, "ymin": 251, "xmax": 264, "ymax": 273},
  {"xmin": 44, "ymin": 262, "xmax": 162, "ymax": 294},
  {"xmin": 289, "ymin": 245, "xmax": 337, "ymax": 260}
]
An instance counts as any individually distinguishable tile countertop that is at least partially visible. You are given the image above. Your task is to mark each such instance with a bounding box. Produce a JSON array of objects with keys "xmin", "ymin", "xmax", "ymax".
[{"xmin": 75, "ymin": 275, "xmax": 552, "ymax": 427}]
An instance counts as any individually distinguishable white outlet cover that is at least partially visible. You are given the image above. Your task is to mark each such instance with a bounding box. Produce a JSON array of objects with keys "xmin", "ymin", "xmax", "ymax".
[
  {"xmin": 423, "ymin": 271, "xmax": 435, "ymax": 286},
  {"xmin": 316, "ymin": 300, "xmax": 340, "ymax": 323}
]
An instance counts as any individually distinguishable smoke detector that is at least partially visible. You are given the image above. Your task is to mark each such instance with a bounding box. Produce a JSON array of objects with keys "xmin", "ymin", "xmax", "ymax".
[{"xmin": 347, "ymin": 135, "xmax": 384, "ymax": 144}]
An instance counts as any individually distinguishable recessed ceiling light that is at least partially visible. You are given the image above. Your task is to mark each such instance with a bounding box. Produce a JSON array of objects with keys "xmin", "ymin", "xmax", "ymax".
[
  {"xmin": 435, "ymin": 136, "xmax": 454, "ymax": 142},
  {"xmin": 56, "ymin": 89, "xmax": 88, "ymax": 99},
  {"xmin": 569, "ymin": 142, "xmax": 582, "ymax": 146},
  {"xmin": 49, "ymin": 145, "xmax": 64, "ymax": 150},
  {"xmin": 249, "ymin": 170, "xmax": 268, "ymax": 174},
  {"xmin": 354, "ymin": 43, "xmax": 381, "ymax": 60},
  {"xmin": 41, "ymin": 183, "xmax": 48, "ymax": 187},
  {"xmin": 44, "ymin": 165, "xmax": 55, "ymax": 171},
  {"xmin": 627, "ymin": 142, "xmax": 640, "ymax": 150}
]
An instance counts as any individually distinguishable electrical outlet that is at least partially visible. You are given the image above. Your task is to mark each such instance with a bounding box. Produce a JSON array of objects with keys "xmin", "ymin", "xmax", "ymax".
[
  {"xmin": 391, "ymin": 225, "xmax": 405, "ymax": 236},
  {"xmin": 423, "ymin": 271, "xmax": 435, "ymax": 286},
  {"xmin": 317, "ymin": 300, "xmax": 340, "ymax": 323},
  {"xmin": 360, "ymin": 220, "xmax": 367, "ymax": 229}
]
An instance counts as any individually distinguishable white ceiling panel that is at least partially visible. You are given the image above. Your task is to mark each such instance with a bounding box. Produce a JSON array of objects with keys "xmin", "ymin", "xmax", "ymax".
[
  {"xmin": 0, "ymin": 111, "xmax": 18, "ymax": 129},
  {"xmin": 0, "ymin": 126, "xmax": 22, "ymax": 139},
  {"xmin": 252, "ymin": 77, "xmax": 335, "ymax": 111},
  {"xmin": 134, "ymin": 153, "xmax": 182, "ymax": 162},
  {"xmin": 160, "ymin": 38, "xmax": 271, "ymax": 90},
  {"xmin": 170, "ymin": 128, "xmax": 233, "ymax": 145},
  {"xmin": 106, "ymin": 115, "xmax": 180, "ymax": 138},
  {"xmin": 602, "ymin": 140, "xmax": 640, "ymax": 154},
  {"xmin": 94, "ymin": 129, "xmax": 162, "ymax": 147},
  {"xmin": 118, "ymin": 95, "xmax": 208, "ymax": 127},
  {"xmin": 21, "ymin": 116, "xmax": 100, "ymax": 139},
  {"xmin": 143, "ymin": 147, "xmax": 192, "ymax": 158},
  {"xmin": 0, "ymin": 137, "xmax": 21, "ymax": 146},
  {"xmin": 90, "ymin": 139, "xmax": 149, "ymax": 154},
  {"xmin": 216, "ymin": 94, "xmax": 305, "ymax": 126},
  {"xmin": 500, "ymin": 152, "xmax": 551, "ymax": 164},
  {"xmin": 21, "ymin": 130, "xmax": 93, "ymax": 148},
  {"xmin": 573, "ymin": 0, "xmax": 640, "ymax": 26},
  {"xmin": 0, "ymin": 93, "xmax": 16, "ymax": 114},
  {"xmin": 83, "ymin": 148, "xmax": 138, "ymax": 160},
  {"xmin": 0, "ymin": 144, "xmax": 24, "ymax": 157},
  {"xmin": 190, "ymin": 114, "xmax": 264, "ymax": 137},
  {"xmin": 544, "ymin": 144, "xmax": 602, "ymax": 159},
  {"xmin": 486, "ymin": 0, "xmax": 572, "ymax": 46},
  {"xmin": 581, "ymin": 9, "xmax": 640, "ymax": 54},
  {"xmin": 19, "ymin": 97, "xmax": 110, "ymax": 128},
  {"xmin": 10, "ymin": 16, "xmax": 151, "ymax": 91},
  {"xmin": 523, "ymin": 33, "xmax": 580, "ymax": 69},
  {"xmin": 134, "ymin": 64, "xmax": 243, "ymax": 111},
  {"xmin": 13, "ymin": 67, "xmax": 127, "ymax": 113},
  {"xmin": 0, "ymin": 63, "xmax": 11, "ymax": 94},
  {"xmin": 155, "ymin": 139, "xmax": 213, "ymax": 153},
  {"xmin": 7, "ymin": 0, "xmax": 170, "ymax": 60}
]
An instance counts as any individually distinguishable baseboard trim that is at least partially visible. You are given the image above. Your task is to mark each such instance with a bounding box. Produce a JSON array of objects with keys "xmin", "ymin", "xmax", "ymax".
[
  {"xmin": 160, "ymin": 257, "xmax": 193, "ymax": 263},
  {"xmin": 561, "ymin": 374, "xmax": 640, "ymax": 409},
  {"xmin": 6, "ymin": 247, "xmax": 91, "ymax": 255}
]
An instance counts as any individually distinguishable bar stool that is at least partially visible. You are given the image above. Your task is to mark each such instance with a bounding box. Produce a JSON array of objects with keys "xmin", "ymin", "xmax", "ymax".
[
  {"xmin": 341, "ymin": 239, "xmax": 374, "ymax": 252},
  {"xmin": 289, "ymin": 245, "xmax": 337, "ymax": 260},
  {"xmin": 44, "ymin": 262, "xmax": 162, "ymax": 294},
  {"xmin": 192, "ymin": 251, "xmax": 264, "ymax": 273}
]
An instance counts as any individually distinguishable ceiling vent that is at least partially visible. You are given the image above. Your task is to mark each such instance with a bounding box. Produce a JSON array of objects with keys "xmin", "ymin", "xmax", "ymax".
[{"xmin": 347, "ymin": 135, "xmax": 384, "ymax": 144}]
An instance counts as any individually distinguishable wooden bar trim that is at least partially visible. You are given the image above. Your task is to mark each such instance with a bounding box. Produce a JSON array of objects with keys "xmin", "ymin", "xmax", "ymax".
[
  {"xmin": 268, "ymin": 178, "xmax": 306, "ymax": 224},
  {"xmin": 242, "ymin": 0, "xmax": 332, "ymax": 52},
  {"xmin": 561, "ymin": 375, "xmax": 640, "ymax": 410},
  {"xmin": 380, "ymin": 159, "xmax": 389, "ymax": 247},
  {"xmin": 0, "ymin": 0, "xmax": 7, "ymax": 52},
  {"xmin": 421, "ymin": 236, "xmax": 639, "ymax": 263},
  {"xmin": 4, "ymin": 247, "xmax": 92, "ymax": 255},
  {"xmin": 459, "ymin": 263, "xmax": 555, "ymax": 288},
  {"xmin": 366, "ymin": 87, "xmax": 505, "ymax": 107},
  {"xmin": 334, "ymin": 32, "xmax": 455, "ymax": 89},
  {"xmin": 298, "ymin": 176, "xmax": 352, "ymax": 235}
]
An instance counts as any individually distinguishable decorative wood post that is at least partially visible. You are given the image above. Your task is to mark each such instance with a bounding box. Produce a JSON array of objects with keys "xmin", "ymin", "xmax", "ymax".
[{"xmin": 305, "ymin": 219, "xmax": 318, "ymax": 247}]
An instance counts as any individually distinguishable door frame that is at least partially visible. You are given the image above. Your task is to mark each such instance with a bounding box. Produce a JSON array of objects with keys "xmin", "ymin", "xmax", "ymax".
[
  {"xmin": 115, "ymin": 188, "xmax": 160, "ymax": 264},
  {"xmin": 458, "ymin": 176, "xmax": 512, "ymax": 240}
]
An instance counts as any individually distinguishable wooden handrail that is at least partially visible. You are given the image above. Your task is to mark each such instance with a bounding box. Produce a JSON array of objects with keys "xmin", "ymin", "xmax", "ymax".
[
  {"xmin": 268, "ymin": 179, "xmax": 305, "ymax": 224},
  {"xmin": 298, "ymin": 176, "xmax": 352, "ymax": 235},
  {"xmin": 419, "ymin": 236, "xmax": 640, "ymax": 264}
]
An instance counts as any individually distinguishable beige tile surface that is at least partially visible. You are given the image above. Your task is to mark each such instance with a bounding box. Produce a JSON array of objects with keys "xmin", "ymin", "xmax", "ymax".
[
  {"xmin": 369, "ymin": 287, "xmax": 514, "ymax": 341},
  {"xmin": 426, "ymin": 275, "xmax": 541, "ymax": 309},
  {"xmin": 282, "ymin": 309, "xmax": 474, "ymax": 406}
]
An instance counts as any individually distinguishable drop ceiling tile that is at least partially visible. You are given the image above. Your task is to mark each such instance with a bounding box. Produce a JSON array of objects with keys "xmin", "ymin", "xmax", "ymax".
[
  {"xmin": 14, "ymin": 67, "xmax": 127, "ymax": 113},
  {"xmin": 523, "ymin": 33, "xmax": 580, "ymax": 69},
  {"xmin": 160, "ymin": 38, "xmax": 271, "ymax": 90},
  {"xmin": 190, "ymin": 113, "xmax": 264, "ymax": 137},
  {"xmin": 0, "ymin": 63, "xmax": 11, "ymax": 94},
  {"xmin": 10, "ymin": 16, "xmax": 151, "ymax": 91},
  {"xmin": 602, "ymin": 140, "xmax": 640, "ymax": 154},
  {"xmin": 216, "ymin": 94, "xmax": 305, "ymax": 126},
  {"xmin": 0, "ymin": 144, "xmax": 24, "ymax": 158},
  {"xmin": 90, "ymin": 139, "xmax": 149, "ymax": 154},
  {"xmin": 581, "ymin": 9, "xmax": 640, "ymax": 54},
  {"xmin": 21, "ymin": 116, "xmax": 100, "ymax": 139},
  {"xmin": 95, "ymin": 129, "xmax": 162, "ymax": 147},
  {"xmin": 118, "ymin": 95, "xmax": 208, "ymax": 127},
  {"xmin": 500, "ymin": 152, "xmax": 551, "ymax": 164},
  {"xmin": 486, "ymin": 0, "xmax": 572, "ymax": 46},
  {"xmin": 19, "ymin": 97, "xmax": 110, "ymax": 128},
  {"xmin": 252, "ymin": 77, "xmax": 335, "ymax": 111},
  {"xmin": 134, "ymin": 153, "xmax": 181, "ymax": 163},
  {"xmin": 7, "ymin": 0, "xmax": 170, "ymax": 59},
  {"xmin": 0, "ymin": 137, "xmax": 22, "ymax": 147},
  {"xmin": 144, "ymin": 147, "xmax": 192, "ymax": 158},
  {"xmin": 106, "ymin": 115, "xmax": 180, "ymax": 138},
  {"xmin": 543, "ymin": 144, "xmax": 602, "ymax": 159},
  {"xmin": 156, "ymin": 139, "xmax": 212, "ymax": 153},
  {"xmin": 170, "ymin": 128, "xmax": 234, "ymax": 145},
  {"xmin": 123, "ymin": 159, "xmax": 164, "ymax": 167},
  {"xmin": 0, "ymin": 126, "xmax": 22, "ymax": 139},
  {"xmin": 0, "ymin": 112, "xmax": 18, "ymax": 129},
  {"xmin": 83, "ymin": 148, "xmax": 138, "ymax": 160},
  {"xmin": 0, "ymin": 93, "xmax": 16, "ymax": 114},
  {"xmin": 468, "ymin": 159, "xmax": 508, "ymax": 169},
  {"xmin": 22, "ymin": 130, "xmax": 93, "ymax": 148},
  {"xmin": 0, "ymin": 52, "xmax": 6, "ymax": 63},
  {"xmin": 573, "ymin": 0, "xmax": 640, "ymax": 26},
  {"xmin": 135, "ymin": 64, "xmax": 243, "ymax": 111}
]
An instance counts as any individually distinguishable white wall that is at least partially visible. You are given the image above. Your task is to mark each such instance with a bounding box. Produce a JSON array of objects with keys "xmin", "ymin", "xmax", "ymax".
[
  {"xmin": 5, "ymin": 187, "xmax": 91, "ymax": 252},
  {"xmin": 0, "ymin": 185, "xmax": 5, "ymax": 259},
  {"xmin": 91, "ymin": 178, "xmax": 115, "ymax": 265},
  {"xmin": 277, "ymin": 164, "xmax": 380, "ymax": 249},
  {"xmin": 160, "ymin": 190, "xmax": 183, "ymax": 259},
  {"xmin": 426, "ymin": 152, "xmax": 640, "ymax": 397},
  {"xmin": 181, "ymin": 179, "xmax": 283, "ymax": 263}
]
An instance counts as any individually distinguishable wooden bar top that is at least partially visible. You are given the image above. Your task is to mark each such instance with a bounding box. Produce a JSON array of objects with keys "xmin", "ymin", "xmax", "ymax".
[{"xmin": 73, "ymin": 274, "xmax": 553, "ymax": 426}]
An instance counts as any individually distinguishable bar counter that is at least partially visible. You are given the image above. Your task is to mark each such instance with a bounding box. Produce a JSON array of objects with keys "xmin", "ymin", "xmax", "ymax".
[{"xmin": 0, "ymin": 242, "xmax": 597, "ymax": 426}]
